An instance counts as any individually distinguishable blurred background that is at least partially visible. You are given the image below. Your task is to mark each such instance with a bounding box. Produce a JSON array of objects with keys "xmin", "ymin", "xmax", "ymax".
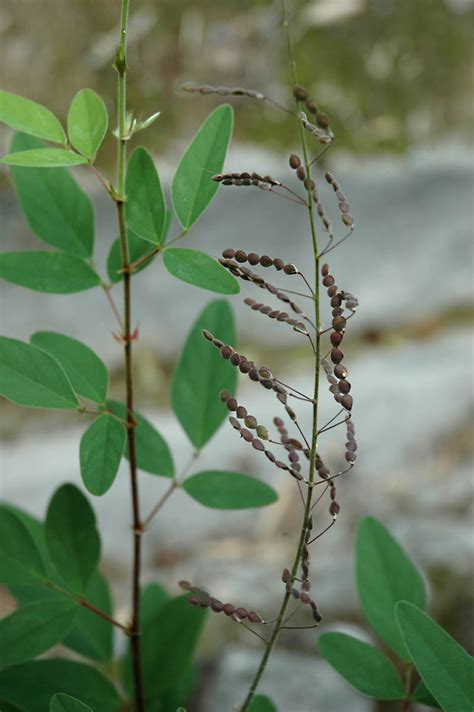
[{"xmin": 1, "ymin": 0, "xmax": 473, "ymax": 710}]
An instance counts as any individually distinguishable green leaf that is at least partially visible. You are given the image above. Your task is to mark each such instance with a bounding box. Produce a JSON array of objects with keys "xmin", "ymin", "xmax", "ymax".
[
  {"xmin": 0, "ymin": 91, "xmax": 66, "ymax": 143},
  {"xmin": 0, "ymin": 507, "xmax": 45, "ymax": 586},
  {"xmin": 172, "ymin": 300, "xmax": 237, "ymax": 447},
  {"xmin": 45, "ymin": 484, "xmax": 101, "ymax": 595},
  {"xmin": 67, "ymin": 89, "xmax": 108, "ymax": 159},
  {"xmin": 0, "ymin": 337, "xmax": 79, "ymax": 410},
  {"xmin": 64, "ymin": 573, "xmax": 114, "ymax": 662},
  {"xmin": 80, "ymin": 414, "xmax": 126, "ymax": 496},
  {"xmin": 140, "ymin": 595, "xmax": 207, "ymax": 700},
  {"xmin": 1, "ymin": 149, "xmax": 88, "ymax": 167},
  {"xmin": 172, "ymin": 104, "xmax": 233, "ymax": 228},
  {"xmin": 0, "ymin": 599, "xmax": 77, "ymax": 668},
  {"xmin": 0, "ymin": 660, "xmax": 121, "ymax": 712},
  {"xmin": 411, "ymin": 681, "xmax": 441, "ymax": 708},
  {"xmin": 107, "ymin": 401, "xmax": 174, "ymax": 478},
  {"xmin": 51, "ymin": 693, "xmax": 93, "ymax": 712},
  {"xmin": 318, "ymin": 632, "xmax": 405, "ymax": 700},
  {"xmin": 163, "ymin": 248, "xmax": 239, "ymax": 295},
  {"xmin": 356, "ymin": 516, "xmax": 426, "ymax": 660},
  {"xmin": 248, "ymin": 695, "xmax": 278, "ymax": 712},
  {"xmin": 31, "ymin": 332, "xmax": 108, "ymax": 404},
  {"xmin": 106, "ymin": 230, "xmax": 156, "ymax": 284},
  {"xmin": 0, "ymin": 251, "xmax": 101, "ymax": 293},
  {"xmin": 125, "ymin": 147, "xmax": 167, "ymax": 245},
  {"xmin": 183, "ymin": 470, "xmax": 278, "ymax": 509},
  {"xmin": 10, "ymin": 133, "xmax": 94, "ymax": 258},
  {"xmin": 396, "ymin": 602, "xmax": 474, "ymax": 712}
]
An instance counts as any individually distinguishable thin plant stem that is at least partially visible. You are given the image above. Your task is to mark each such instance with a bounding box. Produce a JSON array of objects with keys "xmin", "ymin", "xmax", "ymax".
[
  {"xmin": 239, "ymin": 3, "xmax": 321, "ymax": 708},
  {"xmin": 48, "ymin": 581, "xmax": 130, "ymax": 635},
  {"xmin": 142, "ymin": 479, "xmax": 178, "ymax": 530},
  {"xmin": 402, "ymin": 664, "xmax": 413, "ymax": 712},
  {"xmin": 114, "ymin": 1, "xmax": 145, "ymax": 709},
  {"xmin": 101, "ymin": 282, "xmax": 125, "ymax": 331}
]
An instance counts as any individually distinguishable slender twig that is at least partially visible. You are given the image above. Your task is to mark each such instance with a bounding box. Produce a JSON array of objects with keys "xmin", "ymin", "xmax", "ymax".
[
  {"xmin": 47, "ymin": 581, "xmax": 130, "ymax": 635},
  {"xmin": 239, "ymin": 4, "xmax": 321, "ymax": 708},
  {"xmin": 317, "ymin": 408, "xmax": 345, "ymax": 434},
  {"xmin": 126, "ymin": 246, "xmax": 160, "ymax": 273},
  {"xmin": 88, "ymin": 162, "xmax": 113, "ymax": 195},
  {"xmin": 101, "ymin": 282, "xmax": 125, "ymax": 330},
  {"xmin": 142, "ymin": 479, "xmax": 178, "ymax": 530},
  {"xmin": 114, "ymin": 1, "xmax": 145, "ymax": 709},
  {"xmin": 401, "ymin": 664, "xmax": 413, "ymax": 712},
  {"xmin": 307, "ymin": 519, "xmax": 335, "ymax": 545}
]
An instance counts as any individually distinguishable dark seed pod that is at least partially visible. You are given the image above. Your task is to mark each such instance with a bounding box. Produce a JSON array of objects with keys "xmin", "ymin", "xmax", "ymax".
[
  {"xmin": 248, "ymin": 611, "xmax": 263, "ymax": 624},
  {"xmin": 330, "ymin": 332, "xmax": 343, "ymax": 347},
  {"xmin": 327, "ymin": 286, "xmax": 337, "ymax": 297},
  {"xmin": 341, "ymin": 394, "xmax": 353, "ymax": 411},
  {"xmin": 223, "ymin": 603, "xmax": 235, "ymax": 616},
  {"xmin": 230, "ymin": 352, "xmax": 241, "ymax": 366},
  {"xmin": 202, "ymin": 329, "xmax": 213, "ymax": 341},
  {"xmin": 235, "ymin": 607, "xmax": 248, "ymax": 619},
  {"xmin": 265, "ymin": 450, "xmax": 276, "ymax": 463},
  {"xmin": 252, "ymin": 439, "xmax": 265, "ymax": 452},
  {"xmin": 331, "ymin": 348, "xmax": 344, "ymax": 364},
  {"xmin": 220, "ymin": 389, "xmax": 230, "ymax": 402},
  {"xmin": 332, "ymin": 316, "xmax": 346, "ymax": 332},
  {"xmin": 179, "ymin": 580, "xmax": 192, "ymax": 591},
  {"xmin": 293, "ymin": 85, "xmax": 308, "ymax": 101},
  {"xmin": 296, "ymin": 166, "xmax": 306, "ymax": 181},
  {"xmin": 236, "ymin": 405, "xmax": 247, "ymax": 419},
  {"xmin": 221, "ymin": 345, "xmax": 233, "ymax": 359},
  {"xmin": 334, "ymin": 364, "xmax": 348, "ymax": 379},
  {"xmin": 274, "ymin": 417, "xmax": 284, "ymax": 427},
  {"xmin": 211, "ymin": 599, "xmax": 224, "ymax": 613},
  {"xmin": 316, "ymin": 111, "xmax": 329, "ymax": 128},
  {"xmin": 222, "ymin": 248, "xmax": 235, "ymax": 258},
  {"xmin": 338, "ymin": 380, "xmax": 351, "ymax": 394},
  {"xmin": 305, "ymin": 98, "xmax": 317, "ymax": 114},
  {"xmin": 229, "ymin": 416, "xmax": 241, "ymax": 430},
  {"xmin": 322, "ymin": 275, "xmax": 335, "ymax": 287},
  {"xmin": 273, "ymin": 258, "xmax": 284, "ymax": 270},
  {"xmin": 241, "ymin": 429, "xmax": 253, "ymax": 442},
  {"xmin": 235, "ymin": 249, "xmax": 247, "ymax": 263},
  {"xmin": 283, "ymin": 263, "xmax": 298, "ymax": 275},
  {"xmin": 260, "ymin": 255, "xmax": 273, "ymax": 267},
  {"xmin": 289, "ymin": 153, "xmax": 301, "ymax": 169},
  {"xmin": 248, "ymin": 252, "xmax": 260, "ymax": 265},
  {"xmin": 321, "ymin": 263, "xmax": 329, "ymax": 276},
  {"xmin": 329, "ymin": 501, "xmax": 340, "ymax": 516},
  {"xmin": 282, "ymin": 568, "xmax": 291, "ymax": 583}
]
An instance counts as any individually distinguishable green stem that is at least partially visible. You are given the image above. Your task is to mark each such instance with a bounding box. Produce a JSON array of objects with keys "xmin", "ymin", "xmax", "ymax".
[
  {"xmin": 239, "ymin": 2, "xmax": 321, "ymax": 709},
  {"xmin": 402, "ymin": 664, "xmax": 413, "ymax": 712},
  {"xmin": 115, "ymin": 1, "xmax": 145, "ymax": 710}
]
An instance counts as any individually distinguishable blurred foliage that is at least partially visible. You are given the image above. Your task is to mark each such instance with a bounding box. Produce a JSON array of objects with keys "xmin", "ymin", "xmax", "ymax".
[{"xmin": 0, "ymin": 0, "xmax": 472, "ymax": 163}]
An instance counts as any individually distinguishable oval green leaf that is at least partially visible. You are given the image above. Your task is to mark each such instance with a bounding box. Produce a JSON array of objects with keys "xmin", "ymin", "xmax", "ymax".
[
  {"xmin": 318, "ymin": 632, "xmax": 405, "ymax": 700},
  {"xmin": 31, "ymin": 332, "xmax": 108, "ymax": 404},
  {"xmin": 356, "ymin": 516, "xmax": 426, "ymax": 660},
  {"xmin": 172, "ymin": 104, "xmax": 233, "ymax": 228},
  {"xmin": 0, "ymin": 337, "xmax": 79, "ymax": 409},
  {"xmin": 1, "ymin": 148, "xmax": 88, "ymax": 167},
  {"xmin": 80, "ymin": 413, "xmax": 126, "ymax": 496},
  {"xmin": 107, "ymin": 230, "xmax": 157, "ymax": 284},
  {"xmin": 0, "ymin": 599, "xmax": 77, "ymax": 668},
  {"xmin": 0, "ymin": 91, "xmax": 66, "ymax": 144},
  {"xmin": 63, "ymin": 573, "xmax": 113, "ymax": 662},
  {"xmin": 106, "ymin": 400, "xmax": 174, "ymax": 477},
  {"xmin": 0, "ymin": 659, "xmax": 121, "ymax": 712},
  {"xmin": 396, "ymin": 602, "xmax": 474, "ymax": 712},
  {"xmin": 67, "ymin": 89, "xmax": 108, "ymax": 159},
  {"xmin": 411, "ymin": 681, "xmax": 441, "ymax": 709},
  {"xmin": 248, "ymin": 695, "xmax": 278, "ymax": 712},
  {"xmin": 163, "ymin": 248, "xmax": 239, "ymax": 295},
  {"xmin": 51, "ymin": 694, "xmax": 93, "ymax": 712},
  {"xmin": 45, "ymin": 484, "xmax": 101, "ymax": 595},
  {"xmin": 183, "ymin": 470, "xmax": 278, "ymax": 509},
  {"xmin": 10, "ymin": 133, "xmax": 94, "ymax": 258},
  {"xmin": 172, "ymin": 300, "xmax": 237, "ymax": 447},
  {"xmin": 0, "ymin": 251, "xmax": 101, "ymax": 293},
  {"xmin": 125, "ymin": 147, "xmax": 167, "ymax": 244},
  {"xmin": 0, "ymin": 506, "xmax": 46, "ymax": 586}
]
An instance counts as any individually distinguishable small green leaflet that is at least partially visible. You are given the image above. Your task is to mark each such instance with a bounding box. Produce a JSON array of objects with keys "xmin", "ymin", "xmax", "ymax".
[
  {"xmin": 50, "ymin": 693, "xmax": 93, "ymax": 712},
  {"xmin": 183, "ymin": 471, "xmax": 278, "ymax": 509},
  {"xmin": 0, "ymin": 91, "xmax": 66, "ymax": 143},
  {"xmin": 0, "ymin": 599, "xmax": 78, "ymax": 668},
  {"xmin": 31, "ymin": 332, "xmax": 108, "ymax": 404},
  {"xmin": 248, "ymin": 695, "xmax": 278, "ymax": 711},
  {"xmin": 172, "ymin": 104, "xmax": 233, "ymax": 228},
  {"xmin": 10, "ymin": 133, "xmax": 94, "ymax": 258},
  {"xmin": 356, "ymin": 516, "xmax": 426, "ymax": 660},
  {"xmin": 0, "ymin": 251, "xmax": 101, "ymax": 293},
  {"xmin": 0, "ymin": 149, "xmax": 88, "ymax": 167},
  {"xmin": 0, "ymin": 506, "xmax": 46, "ymax": 586},
  {"xmin": 67, "ymin": 89, "xmax": 108, "ymax": 159},
  {"xmin": 0, "ymin": 337, "xmax": 79, "ymax": 410},
  {"xmin": 80, "ymin": 413, "xmax": 127, "ymax": 496},
  {"xmin": 163, "ymin": 248, "xmax": 239, "ymax": 295},
  {"xmin": 125, "ymin": 147, "xmax": 167, "ymax": 244},
  {"xmin": 172, "ymin": 300, "xmax": 237, "ymax": 447},
  {"xmin": 45, "ymin": 484, "xmax": 101, "ymax": 595},
  {"xmin": 318, "ymin": 632, "xmax": 405, "ymax": 700},
  {"xmin": 396, "ymin": 602, "xmax": 474, "ymax": 712}
]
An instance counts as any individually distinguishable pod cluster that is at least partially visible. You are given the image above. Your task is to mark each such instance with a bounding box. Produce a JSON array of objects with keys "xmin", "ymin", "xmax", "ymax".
[
  {"xmin": 281, "ymin": 566, "xmax": 322, "ymax": 622},
  {"xmin": 221, "ymin": 248, "xmax": 299, "ymax": 275},
  {"xmin": 324, "ymin": 171, "xmax": 354, "ymax": 228},
  {"xmin": 243, "ymin": 297, "xmax": 308, "ymax": 336},
  {"xmin": 345, "ymin": 419, "xmax": 357, "ymax": 465},
  {"xmin": 292, "ymin": 85, "xmax": 332, "ymax": 136},
  {"xmin": 181, "ymin": 83, "xmax": 264, "ymax": 100},
  {"xmin": 179, "ymin": 581, "xmax": 264, "ymax": 623},
  {"xmin": 275, "ymin": 416, "xmax": 303, "ymax": 474},
  {"xmin": 212, "ymin": 172, "xmax": 281, "ymax": 192}
]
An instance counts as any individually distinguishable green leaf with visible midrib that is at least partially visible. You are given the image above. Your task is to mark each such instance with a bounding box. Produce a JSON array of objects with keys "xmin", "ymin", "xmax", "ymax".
[
  {"xmin": 356, "ymin": 516, "xmax": 426, "ymax": 660},
  {"xmin": 51, "ymin": 693, "xmax": 93, "ymax": 712},
  {"xmin": 183, "ymin": 471, "xmax": 278, "ymax": 509},
  {"xmin": 80, "ymin": 413, "xmax": 126, "ymax": 496},
  {"xmin": 0, "ymin": 251, "xmax": 101, "ymax": 293},
  {"xmin": 396, "ymin": 602, "xmax": 474, "ymax": 712},
  {"xmin": 0, "ymin": 599, "xmax": 78, "ymax": 668},
  {"xmin": 0, "ymin": 91, "xmax": 66, "ymax": 143},
  {"xmin": 31, "ymin": 332, "xmax": 108, "ymax": 404},
  {"xmin": 67, "ymin": 89, "xmax": 108, "ymax": 159},
  {"xmin": 163, "ymin": 248, "xmax": 239, "ymax": 295},
  {"xmin": 172, "ymin": 104, "xmax": 233, "ymax": 228},
  {"xmin": 125, "ymin": 147, "xmax": 167, "ymax": 244},
  {"xmin": 45, "ymin": 484, "xmax": 101, "ymax": 595},
  {"xmin": 0, "ymin": 506, "xmax": 46, "ymax": 587},
  {"xmin": 318, "ymin": 632, "xmax": 405, "ymax": 699},
  {"xmin": 0, "ymin": 337, "xmax": 79, "ymax": 410},
  {"xmin": 1, "ymin": 149, "xmax": 88, "ymax": 167},
  {"xmin": 172, "ymin": 300, "xmax": 237, "ymax": 447},
  {"xmin": 10, "ymin": 133, "xmax": 94, "ymax": 258}
]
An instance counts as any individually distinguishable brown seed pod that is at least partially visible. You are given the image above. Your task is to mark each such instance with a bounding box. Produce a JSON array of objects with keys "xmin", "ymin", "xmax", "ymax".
[
  {"xmin": 330, "ymin": 332, "xmax": 343, "ymax": 347},
  {"xmin": 329, "ymin": 501, "xmax": 340, "ymax": 517},
  {"xmin": 248, "ymin": 611, "xmax": 263, "ymax": 624},
  {"xmin": 220, "ymin": 389, "xmax": 231, "ymax": 402},
  {"xmin": 331, "ymin": 348, "xmax": 344, "ymax": 364},
  {"xmin": 223, "ymin": 603, "xmax": 236, "ymax": 616},
  {"xmin": 334, "ymin": 364, "xmax": 348, "ymax": 379},
  {"xmin": 289, "ymin": 153, "xmax": 301, "ymax": 169},
  {"xmin": 341, "ymin": 394, "xmax": 353, "ymax": 411},
  {"xmin": 332, "ymin": 316, "xmax": 346, "ymax": 332},
  {"xmin": 293, "ymin": 85, "xmax": 308, "ymax": 101},
  {"xmin": 221, "ymin": 345, "xmax": 234, "ymax": 359},
  {"xmin": 296, "ymin": 166, "xmax": 306, "ymax": 181}
]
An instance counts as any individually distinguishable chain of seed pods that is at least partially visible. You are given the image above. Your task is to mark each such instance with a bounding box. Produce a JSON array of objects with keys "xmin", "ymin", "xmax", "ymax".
[
  {"xmin": 212, "ymin": 172, "xmax": 281, "ymax": 192},
  {"xmin": 288, "ymin": 154, "xmax": 333, "ymax": 235},
  {"xmin": 221, "ymin": 248, "xmax": 299, "ymax": 276},
  {"xmin": 324, "ymin": 171, "xmax": 355, "ymax": 228},
  {"xmin": 181, "ymin": 83, "xmax": 265, "ymax": 101},
  {"xmin": 281, "ymin": 566, "xmax": 322, "ymax": 622},
  {"xmin": 274, "ymin": 416, "xmax": 303, "ymax": 474},
  {"xmin": 293, "ymin": 85, "xmax": 332, "ymax": 137},
  {"xmin": 179, "ymin": 581, "xmax": 264, "ymax": 623},
  {"xmin": 242, "ymin": 297, "xmax": 309, "ymax": 336}
]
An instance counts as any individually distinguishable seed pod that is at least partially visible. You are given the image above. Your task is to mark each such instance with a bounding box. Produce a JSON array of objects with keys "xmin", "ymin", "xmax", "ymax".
[
  {"xmin": 345, "ymin": 450, "xmax": 356, "ymax": 463},
  {"xmin": 321, "ymin": 263, "xmax": 329, "ymax": 276},
  {"xmin": 334, "ymin": 364, "xmax": 347, "ymax": 379},
  {"xmin": 222, "ymin": 248, "xmax": 235, "ymax": 258},
  {"xmin": 293, "ymin": 85, "xmax": 308, "ymax": 101},
  {"xmin": 211, "ymin": 599, "xmax": 224, "ymax": 613},
  {"xmin": 273, "ymin": 258, "xmax": 284, "ymax": 270},
  {"xmin": 274, "ymin": 417, "xmax": 284, "ymax": 427},
  {"xmin": 283, "ymin": 263, "xmax": 298, "ymax": 275},
  {"xmin": 202, "ymin": 329, "xmax": 213, "ymax": 341},
  {"xmin": 252, "ymin": 438, "xmax": 265, "ymax": 451},
  {"xmin": 330, "ymin": 332, "xmax": 343, "ymax": 347},
  {"xmin": 282, "ymin": 568, "xmax": 291, "ymax": 583},
  {"xmin": 248, "ymin": 252, "xmax": 260, "ymax": 265},
  {"xmin": 221, "ymin": 345, "xmax": 233, "ymax": 359},
  {"xmin": 220, "ymin": 389, "xmax": 231, "ymax": 402},
  {"xmin": 226, "ymin": 398, "xmax": 238, "ymax": 411},
  {"xmin": 265, "ymin": 450, "xmax": 276, "ymax": 463},
  {"xmin": 316, "ymin": 111, "xmax": 329, "ymax": 128},
  {"xmin": 223, "ymin": 603, "xmax": 235, "ymax": 616},
  {"xmin": 332, "ymin": 316, "xmax": 346, "ymax": 332},
  {"xmin": 235, "ymin": 249, "xmax": 247, "ymax": 263},
  {"xmin": 300, "ymin": 591, "xmax": 311, "ymax": 605},
  {"xmin": 322, "ymin": 275, "xmax": 335, "ymax": 287},
  {"xmin": 248, "ymin": 611, "xmax": 263, "ymax": 624},
  {"xmin": 342, "ymin": 213, "xmax": 354, "ymax": 227},
  {"xmin": 179, "ymin": 580, "xmax": 192, "ymax": 591},
  {"xmin": 230, "ymin": 352, "xmax": 241, "ymax": 366},
  {"xmin": 256, "ymin": 425, "xmax": 269, "ymax": 440},
  {"xmin": 331, "ymin": 348, "xmax": 344, "ymax": 364},
  {"xmin": 341, "ymin": 394, "xmax": 353, "ymax": 411},
  {"xmin": 338, "ymin": 380, "xmax": 351, "ymax": 394},
  {"xmin": 260, "ymin": 255, "xmax": 273, "ymax": 267},
  {"xmin": 296, "ymin": 166, "xmax": 306, "ymax": 181},
  {"xmin": 327, "ymin": 285, "xmax": 337, "ymax": 297},
  {"xmin": 289, "ymin": 153, "xmax": 301, "ymax": 169},
  {"xmin": 229, "ymin": 416, "xmax": 241, "ymax": 430},
  {"xmin": 241, "ymin": 428, "xmax": 253, "ymax": 442},
  {"xmin": 305, "ymin": 98, "xmax": 317, "ymax": 114},
  {"xmin": 346, "ymin": 440, "xmax": 357, "ymax": 452},
  {"xmin": 329, "ymin": 501, "xmax": 340, "ymax": 517}
]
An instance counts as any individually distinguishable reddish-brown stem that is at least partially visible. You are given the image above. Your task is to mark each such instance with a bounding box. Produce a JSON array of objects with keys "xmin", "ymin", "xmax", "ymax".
[{"xmin": 79, "ymin": 597, "xmax": 131, "ymax": 634}]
